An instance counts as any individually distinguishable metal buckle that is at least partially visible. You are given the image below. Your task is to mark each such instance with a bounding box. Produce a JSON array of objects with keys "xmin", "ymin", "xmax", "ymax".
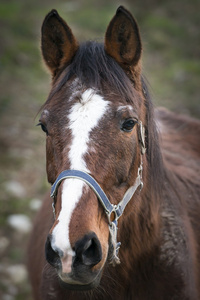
[{"xmin": 106, "ymin": 206, "xmax": 118, "ymax": 225}]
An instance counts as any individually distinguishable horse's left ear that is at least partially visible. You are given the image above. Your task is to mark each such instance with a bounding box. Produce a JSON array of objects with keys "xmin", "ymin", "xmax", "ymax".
[
  {"xmin": 41, "ymin": 10, "xmax": 78, "ymax": 77},
  {"xmin": 105, "ymin": 6, "xmax": 142, "ymax": 69}
]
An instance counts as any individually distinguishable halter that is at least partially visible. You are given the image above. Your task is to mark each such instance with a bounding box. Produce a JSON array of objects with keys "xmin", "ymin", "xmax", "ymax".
[{"xmin": 50, "ymin": 121, "xmax": 146, "ymax": 265}]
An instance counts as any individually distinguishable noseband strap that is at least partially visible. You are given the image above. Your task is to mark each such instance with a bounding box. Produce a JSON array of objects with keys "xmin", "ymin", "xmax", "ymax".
[{"xmin": 51, "ymin": 166, "xmax": 143, "ymax": 265}]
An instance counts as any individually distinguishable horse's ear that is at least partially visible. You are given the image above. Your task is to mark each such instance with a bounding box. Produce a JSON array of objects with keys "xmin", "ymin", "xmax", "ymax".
[
  {"xmin": 105, "ymin": 6, "xmax": 142, "ymax": 69},
  {"xmin": 41, "ymin": 10, "xmax": 78, "ymax": 77}
]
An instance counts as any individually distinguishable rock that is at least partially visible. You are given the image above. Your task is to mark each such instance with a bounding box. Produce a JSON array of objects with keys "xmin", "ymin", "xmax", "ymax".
[
  {"xmin": 29, "ymin": 198, "xmax": 42, "ymax": 210},
  {"xmin": 5, "ymin": 181, "xmax": 26, "ymax": 198},
  {"xmin": 6, "ymin": 264, "xmax": 28, "ymax": 284},
  {"xmin": 7, "ymin": 214, "xmax": 32, "ymax": 233}
]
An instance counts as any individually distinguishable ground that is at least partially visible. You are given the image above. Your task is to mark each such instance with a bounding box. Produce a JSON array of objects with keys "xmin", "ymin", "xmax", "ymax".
[{"xmin": 0, "ymin": 0, "xmax": 199, "ymax": 299}]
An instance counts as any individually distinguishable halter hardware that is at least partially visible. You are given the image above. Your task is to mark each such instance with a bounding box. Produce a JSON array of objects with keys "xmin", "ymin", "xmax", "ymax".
[{"xmin": 50, "ymin": 122, "xmax": 145, "ymax": 265}]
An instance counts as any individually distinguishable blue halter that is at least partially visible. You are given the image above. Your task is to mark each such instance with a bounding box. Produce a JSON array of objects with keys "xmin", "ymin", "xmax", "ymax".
[
  {"xmin": 50, "ymin": 122, "xmax": 145, "ymax": 265},
  {"xmin": 51, "ymin": 167, "xmax": 143, "ymax": 265}
]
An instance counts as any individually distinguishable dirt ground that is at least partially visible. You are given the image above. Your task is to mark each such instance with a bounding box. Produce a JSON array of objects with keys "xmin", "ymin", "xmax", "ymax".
[{"xmin": 0, "ymin": 0, "xmax": 199, "ymax": 299}]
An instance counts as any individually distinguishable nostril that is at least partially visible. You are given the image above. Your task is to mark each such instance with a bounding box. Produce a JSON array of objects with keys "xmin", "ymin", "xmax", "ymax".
[
  {"xmin": 75, "ymin": 232, "xmax": 102, "ymax": 267},
  {"xmin": 45, "ymin": 234, "xmax": 62, "ymax": 268},
  {"xmin": 82, "ymin": 238, "xmax": 101, "ymax": 266}
]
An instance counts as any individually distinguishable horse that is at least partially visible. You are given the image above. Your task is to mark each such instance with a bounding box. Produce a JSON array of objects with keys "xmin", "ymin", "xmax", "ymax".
[{"xmin": 27, "ymin": 6, "xmax": 200, "ymax": 300}]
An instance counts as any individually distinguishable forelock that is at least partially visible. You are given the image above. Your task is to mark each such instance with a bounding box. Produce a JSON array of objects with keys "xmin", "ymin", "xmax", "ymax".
[{"xmin": 47, "ymin": 41, "xmax": 137, "ymax": 105}]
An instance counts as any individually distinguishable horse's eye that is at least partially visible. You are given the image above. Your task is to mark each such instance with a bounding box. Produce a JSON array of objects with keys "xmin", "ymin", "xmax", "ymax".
[
  {"xmin": 121, "ymin": 119, "xmax": 137, "ymax": 132},
  {"xmin": 37, "ymin": 122, "xmax": 48, "ymax": 135}
]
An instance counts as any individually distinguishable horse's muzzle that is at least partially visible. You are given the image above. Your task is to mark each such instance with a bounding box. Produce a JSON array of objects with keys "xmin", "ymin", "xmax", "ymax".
[{"xmin": 45, "ymin": 232, "xmax": 103, "ymax": 289}]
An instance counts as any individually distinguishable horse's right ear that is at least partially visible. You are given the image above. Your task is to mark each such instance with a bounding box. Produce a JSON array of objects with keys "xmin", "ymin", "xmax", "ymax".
[{"xmin": 41, "ymin": 10, "xmax": 78, "ymax": 77}]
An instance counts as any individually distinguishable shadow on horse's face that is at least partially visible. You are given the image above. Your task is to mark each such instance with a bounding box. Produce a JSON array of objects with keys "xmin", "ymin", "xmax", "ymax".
[{"xmin": 39, "ymin": 6, "xmax": 145, "ymax": 289}]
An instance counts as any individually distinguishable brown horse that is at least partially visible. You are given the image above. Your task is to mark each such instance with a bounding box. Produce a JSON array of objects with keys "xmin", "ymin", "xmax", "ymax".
[{"xmin": 27, "ymin": 6, "xmax": 200, "ymax": 300}]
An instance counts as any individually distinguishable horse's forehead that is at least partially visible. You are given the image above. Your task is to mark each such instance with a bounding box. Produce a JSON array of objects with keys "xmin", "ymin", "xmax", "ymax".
[
  {"xmin": 67, "ymin": 90, "xmax": 134, "ymax": 122},
  {"xmin": 68, "ymin": 89, "xmax": 110, "ymax": 130},
  {"xmin": 45, "ymin": 77, "xmax": 134, "ymax": 121}
]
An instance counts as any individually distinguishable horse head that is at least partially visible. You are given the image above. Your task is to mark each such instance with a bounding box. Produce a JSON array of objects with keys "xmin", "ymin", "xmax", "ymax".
[{"xmin": 39, "ymin": 6, "xmax": 148, "ymax": 290}]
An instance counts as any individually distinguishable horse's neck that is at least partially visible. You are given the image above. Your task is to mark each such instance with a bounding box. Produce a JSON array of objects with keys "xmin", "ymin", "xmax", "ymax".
[{"xmin": 118, "ymin": 188, "xmax": 161, "ymax": 265}]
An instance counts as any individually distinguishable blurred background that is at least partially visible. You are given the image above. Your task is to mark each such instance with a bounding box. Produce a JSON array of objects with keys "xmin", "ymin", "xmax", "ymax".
[{"xmin": 0, "ymin": 0, "xmax": 199, "ymax": 299}]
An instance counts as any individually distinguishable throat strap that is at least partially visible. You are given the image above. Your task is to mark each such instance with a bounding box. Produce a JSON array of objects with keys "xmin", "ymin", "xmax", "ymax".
[{"xmin": 50, "ymin": 166, "xmax": 143, "ymax": 265}]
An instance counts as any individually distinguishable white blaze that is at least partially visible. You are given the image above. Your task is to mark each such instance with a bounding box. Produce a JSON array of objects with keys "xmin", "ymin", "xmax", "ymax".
[{"xmin": 52, "ymin": 89, "xmax": 109, "ymax": 259}]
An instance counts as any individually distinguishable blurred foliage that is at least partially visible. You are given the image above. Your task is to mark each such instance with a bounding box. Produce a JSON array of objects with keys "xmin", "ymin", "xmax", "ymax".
[
  {"xmin": 124, "ymin": 0, "xmax": 200, "ymax": 115},
  {"xmin": 0, "ymin": 0, "xmax": 199, "ymax": 299}
]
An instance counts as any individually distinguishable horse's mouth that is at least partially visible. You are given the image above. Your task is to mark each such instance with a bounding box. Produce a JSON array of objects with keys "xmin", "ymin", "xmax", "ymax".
[{"xmin": 58, "ymin": 270, "xmax": 102, "ymax": 291}]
